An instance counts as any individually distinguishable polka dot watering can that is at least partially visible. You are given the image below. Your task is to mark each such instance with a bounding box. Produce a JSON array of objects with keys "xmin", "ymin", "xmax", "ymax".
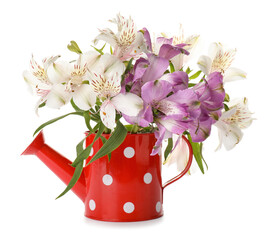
[{"xmin": 22, "ymin": 131, "xmax": 193, "ymax": 222}]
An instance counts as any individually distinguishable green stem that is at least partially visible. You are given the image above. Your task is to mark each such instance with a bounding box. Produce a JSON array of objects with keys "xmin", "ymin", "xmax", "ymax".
[{"xmin": 130, "ymin": 124, "xmax": 139, "ymax": 134}]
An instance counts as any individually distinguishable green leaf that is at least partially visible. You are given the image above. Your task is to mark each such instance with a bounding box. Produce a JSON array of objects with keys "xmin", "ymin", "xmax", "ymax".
[
  {"xmin": 188, "ymin": 83, "xmax": 196, "ymax": 88},
  {"xmin": 75, "ymin": 123, "xmax": 100, "ymax": 157},
  {"xmin": 187, "ymin": 134, "xmax": 204, "ymax": 174},
  {"xmin": 125, "ymin": 124, "xmax": 134, "ymax": 132},
  {"xmin": 71, "ymin": 122, "xmax": 105, "ymax": 167},
  {"xmin": 224, "ymin": 93, "xmax": 230, "ymax": 102},
  {"xmin": 91, "ymin": 122, "xmax": 100, "ymax": 133},
  {"xmin": 164, "ymin": 138, "xmax": 173, "ymax": 161},
  {"xmin": 99, "ymin": 136, "xmax": 111, "ymax": 162},
  {"xmin": 38, "ymin": 102, "xmax": 46, "ymax": 108},
  {"xmin": 224, "ymin": 103, "xmax": 230, "ymax": 111},
  {"xmin": 67, "ymin": 40, "xmax": 82, "ymax": 54},
  {"xmin": 200, "ymin": 142, "xmax": 208, "ymax": 170},
  {"xmin": 76, "ymin": 135, "xmax": 87, "ymax": 156},
  {"xmin": 70, "ymin": 99, "xmax": 83, "ymax": 112},
  {"xmin": 33, "ymin": 112, "xmax": 83, "ymax": 136},
  {"xmin": 130, "ymin": 124, "xmax": 139, "ymax": 133},
  {"xmin": 83, "ymin": 111, "xmax": 93, "ymax": 132},
  {"xmin": 91, "ymin": 44, "xmax": 106, "ymax": 55},
  {"xmin": 55, "ymin": 161, "xmax": 83, "ymax": 199},
  {"xmin": 186, "ymin": 67, "xmax": 192, "ymax": 74},
  {"xmin": 56, "ymin": 124, "xmax": 97, "ymax": 199},
  {"xmin": 125, "ymin": 58, "xmax": 134, "ymax": 74},
  {"xmin": 86, "ymin": 121, "xmax": 127, "ymax": 165},
  {"xmin": 169, "ymin": 62, "xmax": 175, "ymax": 73},
  {"xmin": 189, "ymin": 70, "xmax": 202, "ymax": 80},
  {"xmin": 90, "ymin": 113, "xmax": 100, "ymax": 122}
]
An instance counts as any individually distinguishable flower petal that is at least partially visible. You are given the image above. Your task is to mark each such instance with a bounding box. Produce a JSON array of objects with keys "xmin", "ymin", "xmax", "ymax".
[
  {"xmin": 111, "ymin": 93, "xmax": 143, "ymax": 116},
  {"xmin": 206, "ymin": 72, "xmax": 225, "ymax": 108},
  {"xmin": 72, "ymin": 84, "xmax": 96, "ymax": 110},
  {"xmin": 219, "ymin": 124, "xmax": 243, "ymax": 150},
  {"xmin": 141, "ymin": 55, "xmax": 169, "ymax": 83},
  {"xmin": 100, "ymin": 100, "xmax": 116, "ymax": 130},
  {"xmin": 158, "ymin": 99, "xmax": 188, "ymax": 120},
  {"xmin": 158, "ymin": 44, "xmax": 188, "ymax": 60},
  {"xmin": 223, "ymin": 67, "xmax": 247, "ymax": 82},
  {"xmin": 197, "ymin": 55, "xmax": 212, "ymax": 74},
  {"xmin": 47, "ymin": 61, "xmax": 72, "ymax": 84},
  {"xmin": 132, "ymin": 58, "xmax": 150, "ymax": 82},
  {"xmin": 23, "ymin": 70, "xmax": 39, "ymax": 87},
  {"xmin": 185, "ymin": 35, "xmax": 200, "ymax": 51},
  {"xmin": 219, "ymin": 107, "xmax": 236, "ymax": 121},
  {"xmin": 123, "ymin": 102, "xmax": 153, "ymax": 127},
  {"xmin": 170, "ymin": 54, "xmax": 184, "ymax": 72},
  {"xmin": 165, "ymin": 135, "xmax": 189, "ymax": 172},
  {"xmin": 142, "ymin": 28, "xmax": 152, "ymax": 52},
  {"xmin": 158, "ymin": 117, "xmax": 188, "ymax": 135},
  {"xmin": 141, "ymin": 79, "xmax": 172, "ymax": 103},
  {"xmin": 43, "ymin": 55, "xmax": 61, "ymax": 70},
  {"xmin": 46, "ymin": 84, "xmax": 70, "ymax": 109},
  {"xmin": 151, "ymin": 124, "xmax": 172, "ymax": 156},
  {"xmin": 155, "ymin": 37, "xmax": 173, "ymax": 54},
  {"xmin": 94, "ymin": 28, "xmax": 118, "ymax": 47},
  {"xmin": 188, "ymin": 118, "xmax": 212, "ymax": 142},
  {"xmin": 93, "ymin": 54, "xmax": 125, "ymax": 78},
  {"xmin": 80, "ymin": 51, "xmax": 101, "ymax": 70},
  {"xmin": 159, "ymin": 71, "xmax": 189, "ymax": 90},
  {"xmin": 208, "ymin": 42, "xmax": 222, "ymax": 60},
  {"xmin": 122, "ymin": 32, "xmax": 147, "ymax": 60}
]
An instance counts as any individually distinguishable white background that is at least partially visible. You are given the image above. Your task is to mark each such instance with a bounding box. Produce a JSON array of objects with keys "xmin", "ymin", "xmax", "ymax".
[{"xmin": 1, "ymin": 0, "xmax": 274, "ymax": 239}]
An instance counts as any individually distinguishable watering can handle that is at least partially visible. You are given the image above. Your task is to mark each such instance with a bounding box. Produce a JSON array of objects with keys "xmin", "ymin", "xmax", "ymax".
[{"xmin": 162, "ymin": 135, "xmax": 193, "ymax": 189}]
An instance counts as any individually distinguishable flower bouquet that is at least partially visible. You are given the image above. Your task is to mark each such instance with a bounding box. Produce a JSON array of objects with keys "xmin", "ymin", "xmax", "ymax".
[{"xmin": 22, "ymin": 14, "xmax": 254, "ymax": 221}]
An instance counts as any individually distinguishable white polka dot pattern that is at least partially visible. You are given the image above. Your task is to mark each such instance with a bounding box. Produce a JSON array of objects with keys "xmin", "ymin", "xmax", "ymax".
[
  {"xmin": 143, "ymin": 173, "xmax": 152, "ymax": 184},
  {"xmin": 102, "ymin": 174, "xmax": 113, "ymax": 186},
  {"xmin": 123, "ymin": 147, "xmax": 135, "ymax": 158},
  {"xmin": 156, "ymin": 202, "xmax": 161, "ymax": 213},
  {"xmin": 89, "ymin": 199, "xmax": 96, "ymax": 211},
  {"xmin": 123, "ymin": 202, "xmax": 135, "ymax": 213}
]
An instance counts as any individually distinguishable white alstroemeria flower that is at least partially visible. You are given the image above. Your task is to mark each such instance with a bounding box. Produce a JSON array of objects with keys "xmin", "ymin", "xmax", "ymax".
[
  {"xmin": 89, "ymin": 54, "xmax": 144, "ymax": 130},
  {"xmin": 170, "ymin": 24, "xmax": 200, "ymax": 71},
  {"xmin": 163, "ymin": 135, "xmax": 190, "ymax": 172},
  {"xmin": 94, "ymin": 13, "xmax": 146, "ymax": 61},
  {"xmin": 23, "ymin": 55, "xmax": 70, "ymax": 111},
  {"xmin": 197, "ymin": 42, "xmax": 247, "ymax": 82},
  {"xmin": 215, "ymin": 97, "xmax": 254, "ymax": 150},
  {"xmin": 47, "ymin": 52, "xmax": 100, "ymax": 110}
]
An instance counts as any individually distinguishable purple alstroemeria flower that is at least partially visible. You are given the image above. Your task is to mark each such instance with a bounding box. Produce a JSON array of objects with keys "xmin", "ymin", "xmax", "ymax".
[
  {"xmin": 142, "ymin": 28, "xmax": 190, "ymax": 60},
  {"xmin": 141, "ymin": 81, "xmax": 202, "ymax": 155},
  {"xmin": 141, "ymin": 80, "xmax": 190, "ymax": 121},
  {"xmin": 153, "ymin": 73, "xmax": 225, "ymax": 144},
  {"xmin": 122, "ymin": 55, "xmax": 169, "ymax": 97},
  {"xmin": 193, "ymin": 72, "xmax": 225, "ymax": 114},
  {"xmin": 187, "ymin": 72, "xmax": 225, "ymax": 141},
  {"xmin": 122, "ymin": 33, "xmax": 225, "ymax": 153},
  {"xmin": 124, "ymin": 54, "xmax": 189, "ymax": 96},
  {"xmin": 159, "ymin": 71, "xmax": 189, "ymax": 92},
  {"xmin": 129, "ymin": 78, "xmax": 195, "ymax": 126}
]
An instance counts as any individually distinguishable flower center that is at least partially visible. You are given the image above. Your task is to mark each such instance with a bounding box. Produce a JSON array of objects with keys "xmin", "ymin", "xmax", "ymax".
[
  {"xmin": 90, "ymin": 72, "xmax": 121, "ymax": 98},
  {"xmin": 223, "ymin": 99, "xmax": 253, "ymax": 129},
  {"xmin": 30, "ymin": 59, "xmax": 50, "ymax": 84},
  {"xmin": 71, "ymin": 64, "xmax": 87, "ymax": 85},
  {"xmin": 211, "ymin": 49, "xmax": 236, "ymax": 73}
]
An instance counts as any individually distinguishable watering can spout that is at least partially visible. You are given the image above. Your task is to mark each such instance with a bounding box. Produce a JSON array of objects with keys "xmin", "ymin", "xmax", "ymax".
[{"xmin": 21, "ymin": 131, "xmax": 87, "ymax": 202}]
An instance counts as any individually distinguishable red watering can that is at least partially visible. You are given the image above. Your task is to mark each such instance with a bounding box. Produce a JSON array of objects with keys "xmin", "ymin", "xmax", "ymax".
[{"xmin": 22, "ymin": 131, "xmax": 193, "ymax": 222}]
